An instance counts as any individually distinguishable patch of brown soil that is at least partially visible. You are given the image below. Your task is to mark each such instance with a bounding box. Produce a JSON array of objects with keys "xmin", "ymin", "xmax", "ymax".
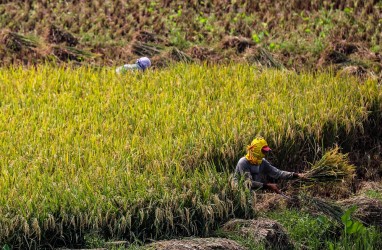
[
  {"xmin": 252, "ymin": 193, "xmax": 289, "ymax": 212},
  {"xmin": 356, "ymin": 181, "xmax": 382, "ymax": 195},
  {"xmin": 317, "ymin": 41, "xmax": 363, "ymax": 68},
  {"xmin": 337, "ymin": 66, "xmax": 380, "ymax": 81},
  {"xmin": 317, "ymin": 40, "xmax": 382, "ymax": 78},
  {"xmin": 150, "ymin": 54, "xmax": 171, "ymax": 69},
  {"xmin": 147, "ymin": 237, "xmax": 247, "ymax": 250},
  {"xmin": 338, "ymin": 65, "xmax": 369, "ymax": 78},
  {"xmin": 333, "ymin": 41, "xmax": 359, "ymax": 55},
  {"xmin": 318, "ymin": 50, "xmax": 349, "ymax": 67},
  {"xmin": 222, "ymin": 218, "xmax": 294, "ymax": 250},
  {"xmin": 188, "ymin": 46, "xmax": 221, "ymax": 62}
]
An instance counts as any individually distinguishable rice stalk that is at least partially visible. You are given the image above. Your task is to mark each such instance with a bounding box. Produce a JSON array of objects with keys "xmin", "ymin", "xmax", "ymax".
[
  {"xmin": 299, "ymin": 145, "xmax": 356, "ymax": 184},
  {"xmin": 299, "ymin": 194, "xmax": 344, "ymax": 224}
]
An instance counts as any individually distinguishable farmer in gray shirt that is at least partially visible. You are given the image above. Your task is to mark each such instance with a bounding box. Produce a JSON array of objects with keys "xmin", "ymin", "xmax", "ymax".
[{"xmin": 234, "ymin": 137, "xmax": 304, "ymax": 194}]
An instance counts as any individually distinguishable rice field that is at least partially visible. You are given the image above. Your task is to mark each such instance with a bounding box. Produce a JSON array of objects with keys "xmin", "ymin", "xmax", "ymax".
[{"xmin": 0, "ymin": 64, "xmax": 380, "ymax": 246}]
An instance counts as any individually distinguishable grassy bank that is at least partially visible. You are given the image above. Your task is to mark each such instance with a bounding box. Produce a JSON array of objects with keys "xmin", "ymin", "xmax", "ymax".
[{"xmin": 0, "ymin": 64, "xmax": 381, "ymax": 248}]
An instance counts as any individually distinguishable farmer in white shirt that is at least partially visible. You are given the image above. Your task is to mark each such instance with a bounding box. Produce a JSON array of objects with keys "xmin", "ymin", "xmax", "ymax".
[{"xmin": 116, "ymin": 57, "xmax": 151, "ymax": 74}]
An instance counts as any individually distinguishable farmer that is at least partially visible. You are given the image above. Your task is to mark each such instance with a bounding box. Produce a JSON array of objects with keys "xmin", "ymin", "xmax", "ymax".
[
  {"xmin": 234, "ymin": 137, "xmax": 304, "ymax": 194},
  {"xmin": 115, "ymin": 57, "xmax": 151, "ymax": 74}
]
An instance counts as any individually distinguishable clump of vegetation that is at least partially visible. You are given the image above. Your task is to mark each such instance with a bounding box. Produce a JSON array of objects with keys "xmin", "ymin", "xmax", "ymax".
[
  {"xmin": 299, "ymin": 195, "xmax": 345, "ymax": 224},
  {"xmin": 268, "ymin": 208, "xmax": 382, "ymax": 250},
  {"xmin": 301, "ymin": 146, "xmax": 356, "ymax": 184},
  {"xmin": 0, "ymin": 0, "xmax": 381, "ymax": 75}
]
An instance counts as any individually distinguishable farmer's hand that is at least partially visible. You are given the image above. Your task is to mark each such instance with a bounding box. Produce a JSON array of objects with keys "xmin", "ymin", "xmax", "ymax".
[
  {"xmin": 293, "ymin": 173, "xmax": 306, "ymax": 179},
  {"xmin": 264, "ymin": 183, "xmax": 281, "ymax": 194}
]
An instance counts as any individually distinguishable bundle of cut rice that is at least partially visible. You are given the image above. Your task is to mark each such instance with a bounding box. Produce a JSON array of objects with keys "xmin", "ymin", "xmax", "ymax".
[
  {"xmin": 296, "ymin": 195, "xmax": 382, "ymax": 228},
  {"xmin": 298, "ymin": 194, "xmax": 344, "ymax": 224},
  {"xmin": 337, "ymin": 196, "xmax": 382, "ymax": 228},
  {"xmin": 300, "ymin": 146, "xmax": 356, "ymax": 184}
]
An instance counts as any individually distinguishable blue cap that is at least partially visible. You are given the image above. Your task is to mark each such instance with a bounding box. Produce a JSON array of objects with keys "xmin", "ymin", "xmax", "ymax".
[{"xmin": 136, "ymin": 57, "xmax": 151, "ymax": 70}]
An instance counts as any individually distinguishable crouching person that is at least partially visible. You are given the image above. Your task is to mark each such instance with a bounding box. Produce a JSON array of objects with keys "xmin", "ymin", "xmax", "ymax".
[
  {"xmin": 116, "ymin": 57, "xmax": 151, "ymax": 74},
  {"xmin": 233, "ymin": 137, "xmax": 304, "ymax": 194}
]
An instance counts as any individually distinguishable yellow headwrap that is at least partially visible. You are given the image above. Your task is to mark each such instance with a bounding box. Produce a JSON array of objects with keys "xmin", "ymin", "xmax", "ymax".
[{"xmin": 245, "ymin": 137, "xmax": 269, "ymax": 165}]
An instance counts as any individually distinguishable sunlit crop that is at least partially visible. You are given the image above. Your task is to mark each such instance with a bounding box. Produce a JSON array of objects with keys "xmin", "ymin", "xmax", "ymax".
[{"xmin": 0, "ymin": 64, "xmax": 380, "ymax": 246}]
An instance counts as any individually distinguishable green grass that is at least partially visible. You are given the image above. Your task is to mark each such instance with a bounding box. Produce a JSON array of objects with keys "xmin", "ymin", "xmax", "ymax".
[
  {"xmin": 364, "ymin": 190, "xmax": 382, "ymax": 201},
  {"xmin": 0, "ymin": 64, "xmax": 380, "ymax": 247},
  {"xmin": 268, "ymin": 209, "xmax": 335, "ymax": 249},
  {"xmin": 268, "ymin": 208, "xmax": 382, "ymax": 250},
  {"xmin": 213, "ymin": 231, "xmax": 266, "ymax": 250}
]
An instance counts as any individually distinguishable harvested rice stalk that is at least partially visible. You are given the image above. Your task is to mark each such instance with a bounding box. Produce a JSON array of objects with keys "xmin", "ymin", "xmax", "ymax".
[
  {"xmin": 131, "ymin": 41, "xmax": 163, "ymax": 56},
  {"xmin": 337, "ymin": 196, "xmax": 382, "ymax": 228},
  {"xmin": 299, "ymin": 194, "xmax": 344, "ymax": 224},
  {"xmin": 170, "ymin": 47, "xmax": 193, "ymax": 63},
  {"xmin": 300, "ymin": 146, "xmax": 356, "ymax": 184}
]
